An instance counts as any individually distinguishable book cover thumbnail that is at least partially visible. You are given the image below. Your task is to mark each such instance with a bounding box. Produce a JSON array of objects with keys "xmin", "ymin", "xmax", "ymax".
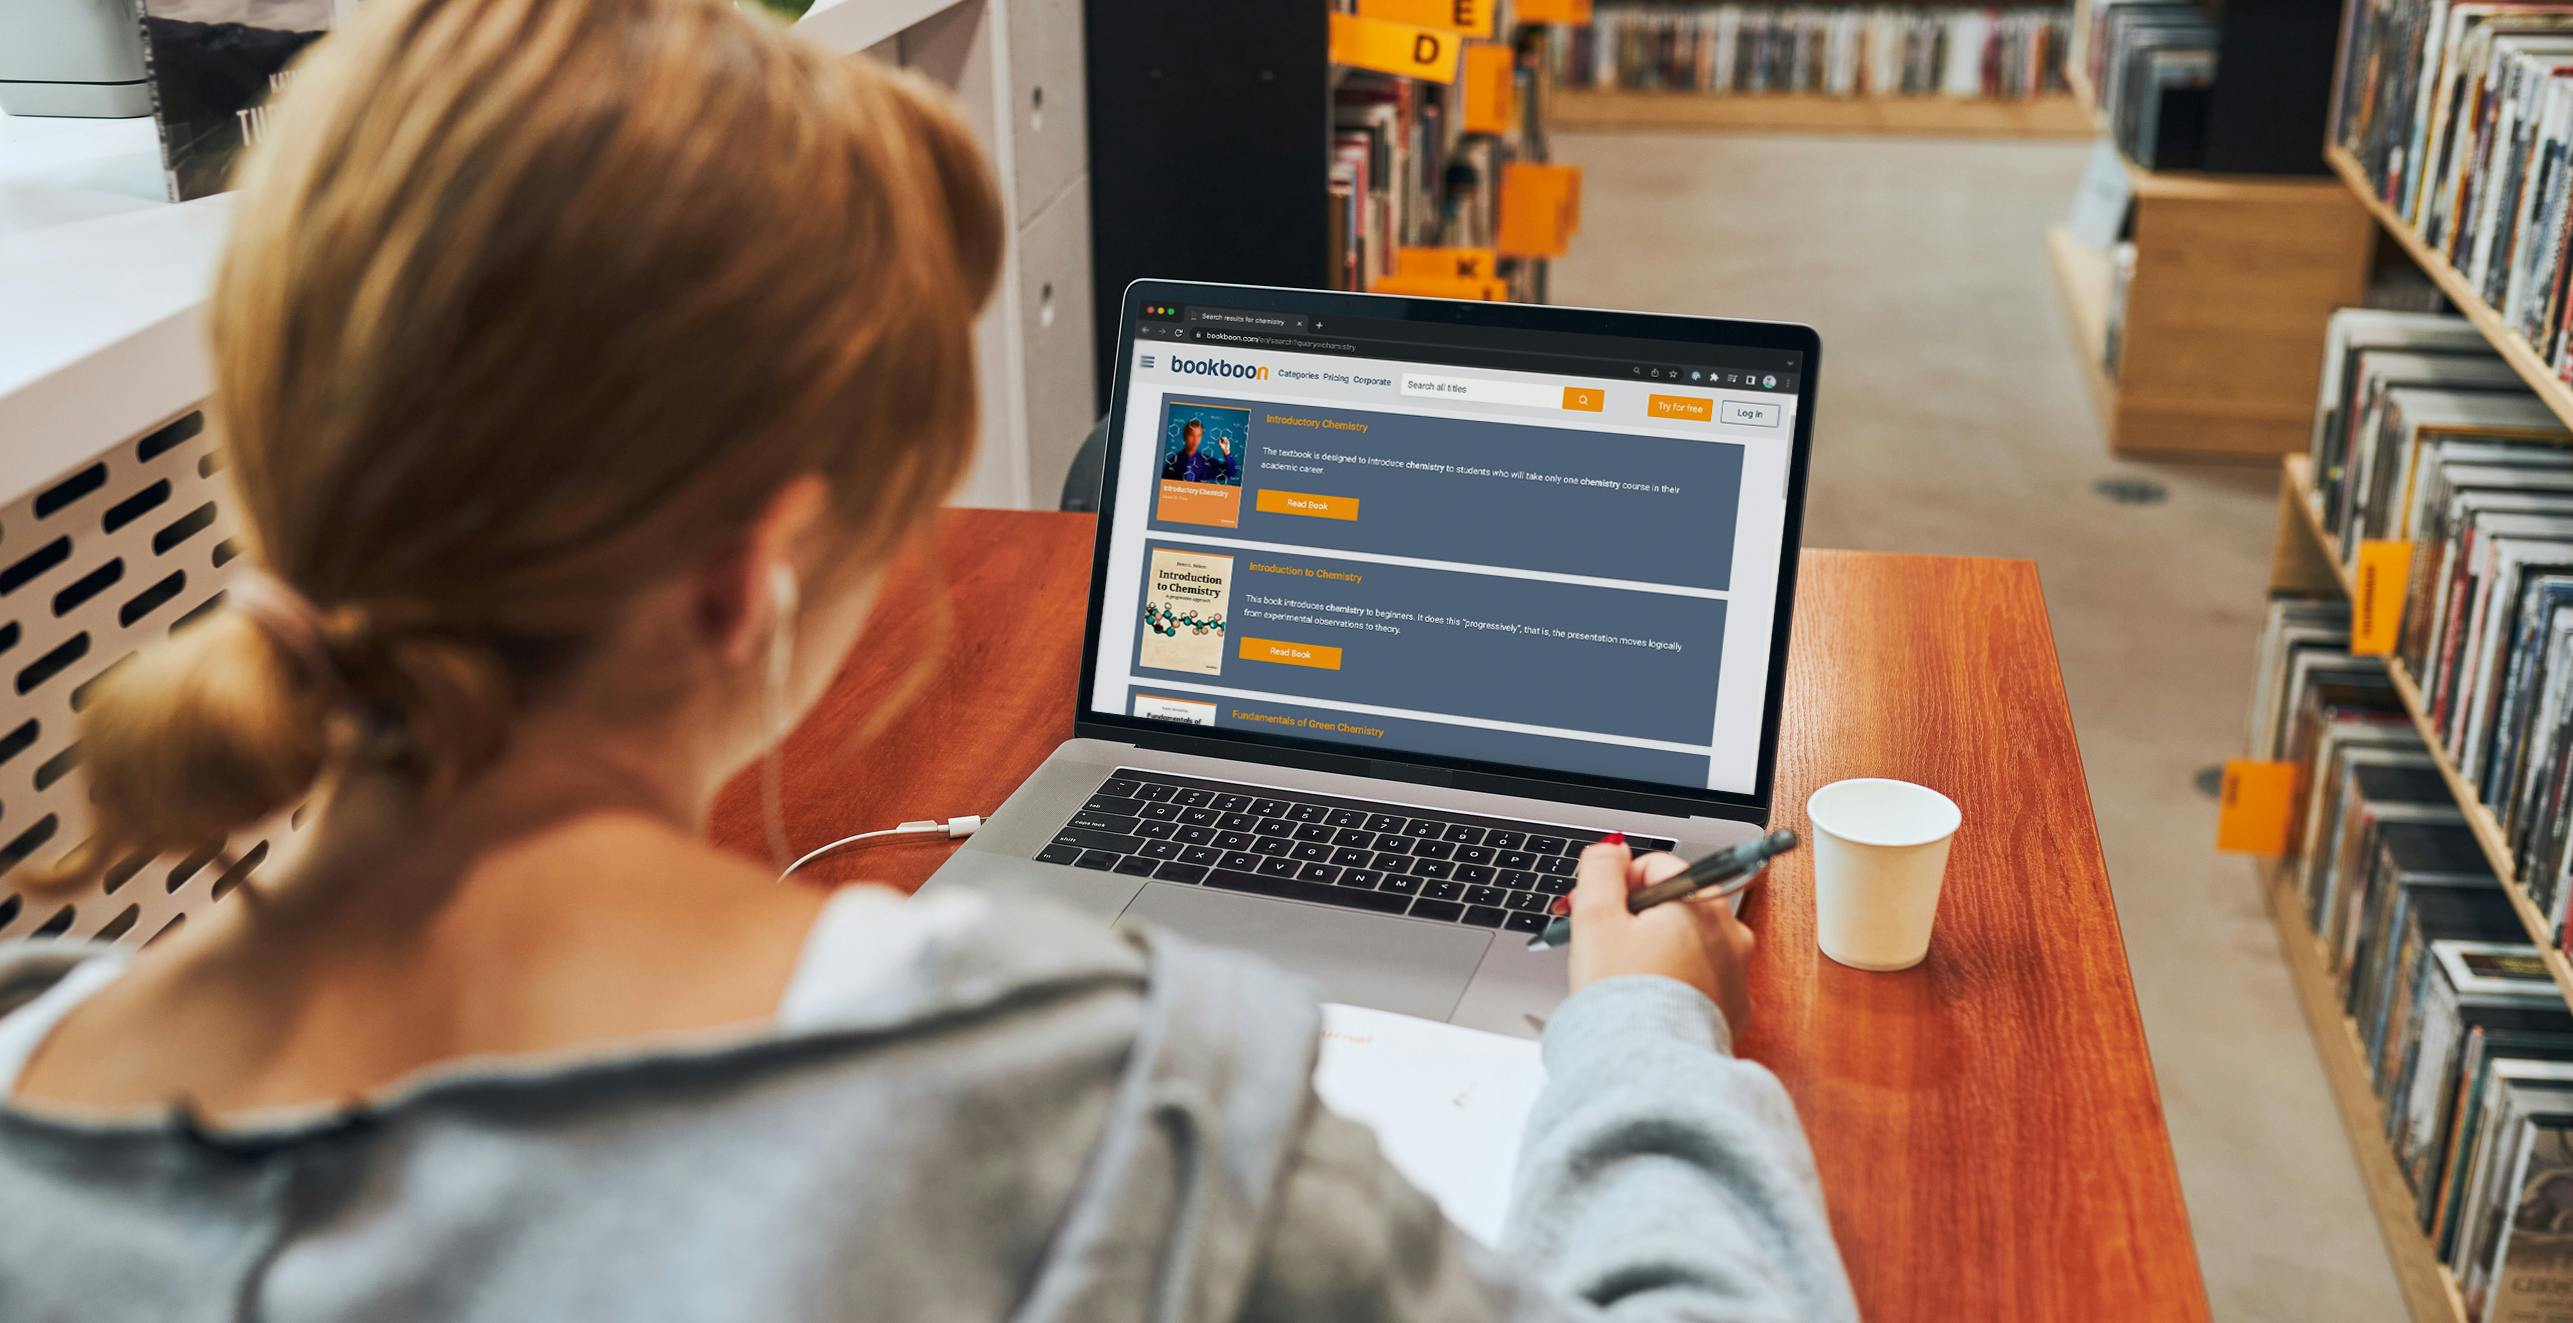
[
  {"xmin": 1138, "ymin": 548, "xmax": 1233, "ymax": 676},
  {"xmin": 1153, "ymin": 401, "xmax": 1250, "ymax": 529}
]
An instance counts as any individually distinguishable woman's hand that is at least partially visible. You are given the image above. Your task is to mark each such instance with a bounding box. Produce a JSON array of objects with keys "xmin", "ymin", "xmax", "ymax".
[{"xmin": 1566, "ymin": 836, "xmax": 1755, "ymax": 1036}]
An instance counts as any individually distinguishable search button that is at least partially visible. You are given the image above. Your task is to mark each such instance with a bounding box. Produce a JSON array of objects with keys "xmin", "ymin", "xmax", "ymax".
[
  {"xmin": 1562, "ymin": 386, "xmax": 1605, "ymax": 412},
  {"xmin": 1720, "ymin": 400, "xmax": 1781, "ymax": 427}
]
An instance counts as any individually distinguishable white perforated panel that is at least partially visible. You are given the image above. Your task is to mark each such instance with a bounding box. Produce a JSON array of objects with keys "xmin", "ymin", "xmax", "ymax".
[{"xmin": 0, "ymin": 406, "xmax": 289, "ymax": 945}]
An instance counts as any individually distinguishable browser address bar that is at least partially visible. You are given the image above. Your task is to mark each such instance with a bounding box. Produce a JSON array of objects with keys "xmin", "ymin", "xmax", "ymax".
[{"xmin": 1399, "ymin": 372, "xmax": 1564, "ymax": 409}]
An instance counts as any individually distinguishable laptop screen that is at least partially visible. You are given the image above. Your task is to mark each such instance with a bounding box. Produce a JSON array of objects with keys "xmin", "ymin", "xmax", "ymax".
[{"xmin": 1082, "ymin": 285, "xmax": 1811, "ymax": 806}]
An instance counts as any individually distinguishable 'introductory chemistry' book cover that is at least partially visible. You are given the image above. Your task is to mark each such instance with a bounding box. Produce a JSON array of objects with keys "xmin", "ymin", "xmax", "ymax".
[
  {"xmin": 138, "ymin": 0, "xmax": 351, "ymax": 201},
  {"xmin": 1139, "ymin": 549, "xmax": 1232, "ymax": 675}
]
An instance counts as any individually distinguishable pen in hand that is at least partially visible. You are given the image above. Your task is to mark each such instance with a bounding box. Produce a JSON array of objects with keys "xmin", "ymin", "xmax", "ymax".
[{"xmin": 1525, "ymin": 829, "xmax": 1800, "ymax": 951}]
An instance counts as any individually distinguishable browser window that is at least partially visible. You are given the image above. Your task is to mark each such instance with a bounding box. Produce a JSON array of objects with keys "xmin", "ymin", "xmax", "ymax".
[{"xmin": 1089, "ymin": 305, "xmax": 1802, "ymax": 796}]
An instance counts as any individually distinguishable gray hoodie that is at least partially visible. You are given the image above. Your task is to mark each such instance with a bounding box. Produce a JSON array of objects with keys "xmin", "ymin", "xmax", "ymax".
[{"xmin": 0, "ymin": 887, "xmax": 1856, "ymax": 1321}]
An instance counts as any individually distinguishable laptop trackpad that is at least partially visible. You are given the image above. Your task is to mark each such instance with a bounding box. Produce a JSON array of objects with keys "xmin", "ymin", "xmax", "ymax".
[{"xmin": 1121, "ymin": 883, "xmax": 1490, "ymax": 1022}]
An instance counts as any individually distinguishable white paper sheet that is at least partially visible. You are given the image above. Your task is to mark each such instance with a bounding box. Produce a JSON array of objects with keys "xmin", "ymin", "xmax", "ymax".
[{"xmin": 1312, "ymin": 1003, "xmax": 1547, "ymax": 1247}]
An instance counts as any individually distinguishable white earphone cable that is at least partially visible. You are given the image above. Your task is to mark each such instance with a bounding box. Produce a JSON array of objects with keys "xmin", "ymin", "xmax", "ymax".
[{"xmin": 776, "ymin": 814, "xmax": 985, "ymax": 882}]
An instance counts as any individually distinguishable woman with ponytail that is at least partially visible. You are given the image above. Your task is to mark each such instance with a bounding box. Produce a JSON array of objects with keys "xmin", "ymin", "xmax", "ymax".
[{"xmin": 0, "ymin": 0, "xmax": 1852, "ymax": 1318}]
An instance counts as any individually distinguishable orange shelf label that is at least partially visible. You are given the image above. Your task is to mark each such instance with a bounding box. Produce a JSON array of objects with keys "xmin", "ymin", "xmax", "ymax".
[
  {"xmin": 1394, "ymin": 246, "xmax": 1499, "ymax": 282},
  {"xmin": 1497, "ymin": 162, "xmax": 1580, "ymax": 256},
  {"xmin": 1328, "ymin": 12, "xmax": 1463, "ymax": 83},
  {"xmin": 1462, "ymin": 43, "xmax": 1517, "ymax": 133},
  {"xmin": 1356, "ymin": 0, "xmax": 1495, "ymax": 38},
  {"xmin": 2352, "ymin": 539, "xmax": 2411, "ymax": 656},
  {"xmin": 2216, "ymin": 760, "xmax": 2299, "ymax": 856},
  {"xmin": 1368, "ymin": 271, "xmax": 1508, "ymax": 301},
  {"xmin": 1517, "ymin": 0, "xmax": 1593, "ymax": 21}
]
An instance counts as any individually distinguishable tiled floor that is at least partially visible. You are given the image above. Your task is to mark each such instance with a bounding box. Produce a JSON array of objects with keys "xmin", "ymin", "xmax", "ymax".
[{"xmin": 1549, "ymin": 129, "xmax": 2404, "ymax": 1321}]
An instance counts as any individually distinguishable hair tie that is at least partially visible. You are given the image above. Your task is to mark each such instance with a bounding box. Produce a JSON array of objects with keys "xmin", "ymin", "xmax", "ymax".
[{"xmin": 229, "ymin": 570, "xmax": 355, "ymax": 711}]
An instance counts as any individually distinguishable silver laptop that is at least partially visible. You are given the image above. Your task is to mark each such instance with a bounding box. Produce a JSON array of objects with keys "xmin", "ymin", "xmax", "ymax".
[{"xmin": 918, "ymin": 281, "xmax": 1817, "ymax": 1037}]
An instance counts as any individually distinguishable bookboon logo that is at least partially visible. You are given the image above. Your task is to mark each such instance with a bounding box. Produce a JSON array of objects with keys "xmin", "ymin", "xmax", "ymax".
[{"xmin": 1169, "ymin": 355, "xmax": 1270, "ymax": 381}]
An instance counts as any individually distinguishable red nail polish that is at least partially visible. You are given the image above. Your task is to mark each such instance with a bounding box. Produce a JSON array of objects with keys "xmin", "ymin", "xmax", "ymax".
[
  {"xmin": 1598, "ymin": 831, "xmax": 1625, "ymax": 846},
  {"xmin": 1549, "ymin": 896, "xmax": 1570, "ymax": 916}
]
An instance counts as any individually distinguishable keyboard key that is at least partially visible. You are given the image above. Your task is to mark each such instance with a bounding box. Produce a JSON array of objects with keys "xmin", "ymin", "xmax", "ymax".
[
  {"xmin": 1135, "ymin": 784, "xmax": 1176, "ymax": 803},
  {"xmin": 1504, "ymin": 911, "xmax": 1547, "ymax": 933},
  {"xmin": 1486, "ymin": 831, "xmax": 1525, "ymax": 850},
  {"xmin": 1364, "ymin": 813, "xmax": 1405, "ymax": 833},
  {"xmin": 1179, "ymin": 808, "xmax": 1219, "ymax": 827},
  {"xmin": 1457, "ymin": 864, "xmax": 1495, "ymax": 885},
  {"xmin": 1299, "ymin": 862, "xmax": 1341, "ymax": 884},
  {"xmin": 1333, "ymin": 828, "xmax": 1376, "ymax": 849},
  {"xmin": 1220, "ymin": 851, "xmax": 1262, "ymax": 870},
  {"xmin": 1287, "ymin": 804, "xmax": 1328, "ymax": 823},
  {"xmin": 1536, "ymin": 876, "xmax": 1574, "ymax": 896},
  {"xmin": 1053, "ymin": 827, "xmax": 1147, "ymax": 855},
  {"xmin": 1219, "ymin": 813, "xmax": 1258, "ymax": 831},
  {"xmin": 1506, "ymin": 890, "xmax": 1549, "ymax": 912},
  {"xmin": 1412, "ymin": 839, "xmax": 1456, "ymax": 861},
  {"xmin": 1291, "ymin": 842, "xmax": 1332, "ymax": 863},
  {"xmin": 1135, "ymin": 822, "xmax": 1178, "ymax": 840},
  {"xmin": 1100, "ymin": 778, "xmax": 1140, "ymax": 798},
  {"xmin": 1174, "ymin": 788, "xmax": 1212, "ymax": 807},
  {"xmin": 1258, "ymin": 857, "xmax": 1299, "ymax": 878},
  {"xmin": 1253, "ymin": 837, "xmax": 1293, "ymax": 857},
  {"xmin": 1156, "ymin": 863, "xmax": 1209, "ymax": 884},
  {"xmin": 1215, "ymin": 831, "xmax": 1253, "ymax": 851},
  {"xmin": 1500, "ymin": 868, "xmax": 1539, "ymax": 889},
  {"xmin": 1212, "ymin": 793, "xmax": 1251, "ymax": 812},
  {"xmin": 1114, "ymin": 857, "xmax": 1159, "ymax": 877},
  {"xmin": 1251, "ymin": 798, "xmax": 1289, "ymax": 817},
  {"xmin": 1340, "ymin": 869, "xmax": 1382, "ymax": 889},
  {"xmin": 1454, "ymin": 844, "xmax": 1493, "ymax": 865},
  {"xmin": 1069, "ymin": 810, "xmax": 1141, "ymax": 835},
  {"xmin": 1292, "ymin": 823, "xmax": 1335, "ymax": 843},
  {"xmin": 1443, "ymin": 824, "xmax": 1486, "ymax": 844},
  {"xmin": 1423, "ymin": 880, "xmax": 1464, "ymax": 901},
  {"xmin": 1085, "ymin": 795, "xmax": 1144, "ymax": 817},
  {"xmin": 1179, "ymin": 845, "xmax": 1220, "ymax": 865},
  {"xmin": 1372, "ymin": 852, "xmax": 1413, "ymax": 874},
  {"xmin": 1413, "ymin": 859, "xmax": 1456, "ymax": 881},
  {"xmin": 1464, "ymin": 885, "xmax": 1506, "ymax": 907},
  {"xmin": 1403, "ymin": 820, "xmax": 1442, "ymax": 839},
  {"xmin": 1205, "ymin": 868, "xmax": 1413, "ymax": 915},
  {"xmin": 1075, "ymin": 850, "xmax": 1120, "ymax": 870},
  {"xmin": 1330, "ymin": 848, "xmax": 1372, "ymax": 867},
  {"xmin": 1140, "ymin": 803, "xmax": 1181, "ymax": 822},
  {"xmin": 1174, "ymin": 826, "xmax": 1214, "ymax": 844},
  {"xmin": 1255, "ymin": 819, "xmax": 1295, "ymax": 837},
  {"xmin": 1325, "ymin": 809, "xmax": 1366, "ymax": 828},
  {"xmin": 1409, "ymin": 899, "xmax": 1464, "ymax": 922},
  {"xmin": 1496, "ymin": 851, "xmax": 1537, "ymax": 871},
  {"xmin": 1378, "ymin": 874, "xmax": 1421, "ymax": 895},
  {"xmin": 1037, "ymin": 843, "xmax": 1080, "ymax": 865},
  {"xmin": 1527, "ymin": 834, "xmax": 1571, "ymax": 856},
  {"xmin": 1537, "ymin": 856, "xmax": 1576, "ymax": 877},
  {"xmin": 1140, "ymin": 840, "xmax": 1184, "ymax": 860},
  {"xmin": 1462, "ymin": 905, "xmax": 1506, "ymax": 929},
  {"xmin": 1372, "ymin": 835, "xmax": 1415, "ymax": 856}
]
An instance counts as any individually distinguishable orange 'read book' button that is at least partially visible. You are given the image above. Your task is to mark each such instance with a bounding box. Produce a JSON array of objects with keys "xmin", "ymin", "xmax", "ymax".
[
  {"xmin": 1254, "ymin": 489, "xmax": 1361, "ymax": 521},
  {"xmin": 1561, "ymin": 386, "xmax": 1605, "ymax": 412},
  {"xmin": 1648, "ymin": 394, "xmax": 1712, "ymax": 421},
  {"xmin": 1239, "ymin": 637, "xmax": 1344, "ymax": 670}
]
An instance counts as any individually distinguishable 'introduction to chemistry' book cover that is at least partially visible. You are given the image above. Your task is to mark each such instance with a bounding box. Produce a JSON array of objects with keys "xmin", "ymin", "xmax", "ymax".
[{"xmin": 1139, "ymin": 549, "xmax": 1233, "ymax": 676}]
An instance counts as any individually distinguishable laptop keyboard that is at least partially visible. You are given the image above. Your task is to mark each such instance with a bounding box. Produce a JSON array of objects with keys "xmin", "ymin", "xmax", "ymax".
[{"xmin": 1034, "ymin": 767, "xmax": 1675, "ymax": 935}]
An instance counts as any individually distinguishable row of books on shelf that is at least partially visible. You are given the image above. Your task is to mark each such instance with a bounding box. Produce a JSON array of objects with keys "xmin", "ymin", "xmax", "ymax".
[
  {"xmin": 2334, "ymin": 0, "xmax": 2573, "ymax": 371},
  {"xmin": 2066, "ymin": 0, "xmax": 2214, "ymax": 169},
  {"xmin": 1331, "ymin": 54, "xmax": 1544, "ymax": 296},
  {"xmin": 2250, "ymin": 599, "xmax": 2573, "ymax": 1321},
  {"xmin": 1545, "ymin": 5, "xmax": 2070, "ymax": 100}
]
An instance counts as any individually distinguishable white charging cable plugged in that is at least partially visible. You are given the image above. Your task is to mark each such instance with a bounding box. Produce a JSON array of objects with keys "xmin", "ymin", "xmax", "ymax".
[{"xmin": 776, "ymin": 814, "xmax": 985, "ymax": 883}]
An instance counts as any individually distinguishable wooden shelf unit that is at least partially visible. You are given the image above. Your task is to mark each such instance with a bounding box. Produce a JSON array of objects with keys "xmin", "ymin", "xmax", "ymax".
[
  {"xmin": 2043, "ymin": 180, "xmax": 2372, "ymax": 460},
  {"xmin": 2256, "ymin": 854, "xmax": 2473, "ymax": 1323},
  {"xmin": 2271, "ymin": 454, "xmax": 2573, "ymax": 1012},
  {"xmin": 2326, "ymin": 144, "xmax": 2573, "ymax": 437},
  {"xmin": 1547, "ymin": 89, "xmax": 2091, "ymax": 137}
]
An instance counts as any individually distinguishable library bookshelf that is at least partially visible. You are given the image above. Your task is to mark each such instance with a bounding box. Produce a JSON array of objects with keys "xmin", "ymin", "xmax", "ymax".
[
  {"xmin": 2042, "ymin": 175, "xmax": 2371, "ymax": 459},
  {"xmin": 1547, "ymin": 88, "xmax": 2089, "ymax": 137},
  {"xmin": 2325, "ymin": 145, "xmax": 2573, "ymax": 438},
  {"xmin": 2265, "ymin": 454, "xmax": 2536, "ymax": 1323}
]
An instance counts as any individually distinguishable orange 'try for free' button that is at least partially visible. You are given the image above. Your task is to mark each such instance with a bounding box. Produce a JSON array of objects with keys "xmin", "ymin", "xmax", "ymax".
[
  {"xmin": 1254, "ymin": 489, "xmax": 1361, "ymax": 521},
  {"xmin": 1561, "ymin": 385, "xmax": 1605, "ymax": 412},
  {"xmin": 1648, "ymin": 393, "xmax": 1712, "ymax": 421},
  {"xmin": 1239, "ymin": 637, "xmax": 1344, "ymax": 670}
]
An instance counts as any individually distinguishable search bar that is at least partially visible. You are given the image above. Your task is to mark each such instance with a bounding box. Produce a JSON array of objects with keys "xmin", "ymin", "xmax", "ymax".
[{"xmin": 1400, "ymin": 372, "xmax": 1565, "ymax": 409}]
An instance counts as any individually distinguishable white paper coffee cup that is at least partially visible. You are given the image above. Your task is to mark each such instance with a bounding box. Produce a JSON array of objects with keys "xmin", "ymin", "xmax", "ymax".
[{"xmin": 1807, "ymin": 778, "xmax": 1961, "ymax": 972}]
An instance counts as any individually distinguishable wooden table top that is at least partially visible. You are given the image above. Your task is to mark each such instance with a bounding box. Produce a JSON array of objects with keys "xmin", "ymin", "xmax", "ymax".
[{"xmin": 708, "ymin": 508, "xmax": 2207, "ymax": 1321}]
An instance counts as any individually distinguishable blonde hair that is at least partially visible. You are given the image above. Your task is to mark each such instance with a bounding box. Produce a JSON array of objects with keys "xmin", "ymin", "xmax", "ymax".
[{"xmin": 64, "ymin": 0, "xmax": 1003, "ymax": 867}]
